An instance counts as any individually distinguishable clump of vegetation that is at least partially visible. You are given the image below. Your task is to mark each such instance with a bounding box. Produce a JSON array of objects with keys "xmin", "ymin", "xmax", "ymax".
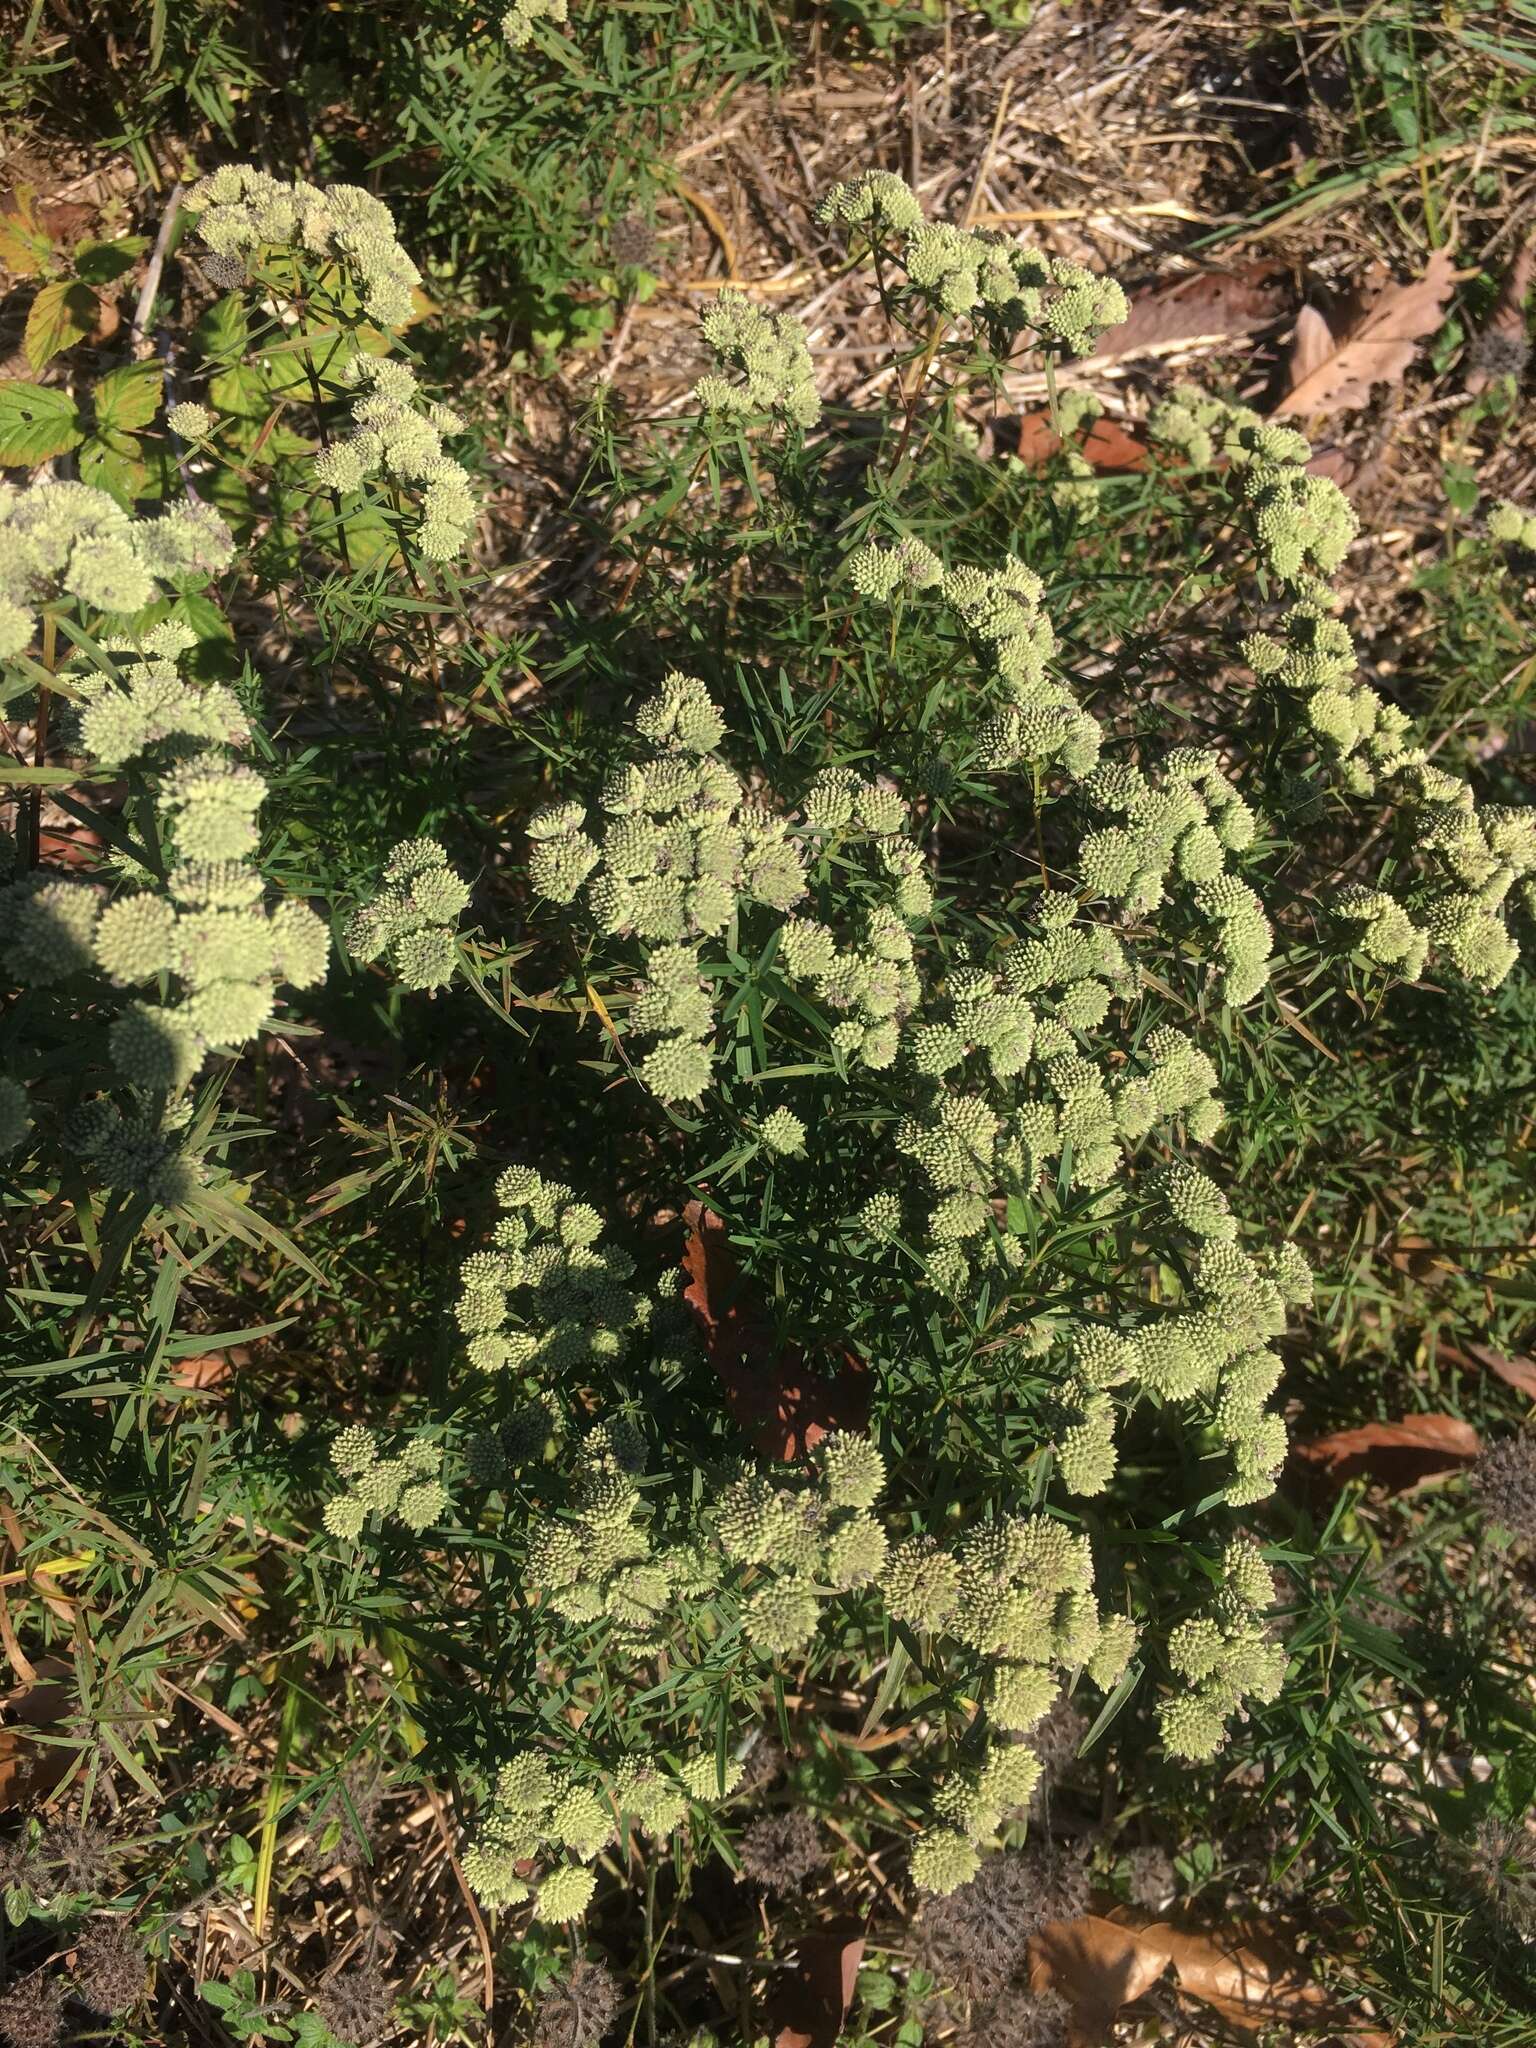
[{"xmin": 3, "ymin": 9, "xmax": 1536, "ymax": 2046}]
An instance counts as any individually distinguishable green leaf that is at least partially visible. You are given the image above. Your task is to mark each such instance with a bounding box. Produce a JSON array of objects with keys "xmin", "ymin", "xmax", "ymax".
[
  {"xmin": 0, "ymin": 760, "xmax": 90, "ymax": 788},
  {"xmin": 193, "ymin": 292, "xmax": 249, "ymax": 364},
  {"xmin": 0, "ymin": 382, "xmax": 87, "ymax": 466},
  {"xmin": 94, "ymin": 360, "xmax": 163, "ymax": 434},
  {"xmin": 72, "ymin": 235, "xmax": 147, "ymax": 285},
  {"xmin": 23, "ymin": 278, "xmax": 99, "ymax": 370},
  {"xmin": 1442, "ymin": 461, "xmax": 1480, "ymax": 515},
  {"xmin": 79, "ymin": 431, "xmax": 147, "ymax": 510}
]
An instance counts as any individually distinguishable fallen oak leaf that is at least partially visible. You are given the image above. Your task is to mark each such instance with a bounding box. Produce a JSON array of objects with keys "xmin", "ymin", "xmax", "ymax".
[
  {"xmin": 1290, "ymin": 1412, "xmax": 1480, "ymax": 1494},
  {"xmin": 1028, "ymin": 1915, "xmax": 1174, "ymax": 2043},
  {"xmin": 681, "ymin": 1200, "xmax": 869, "ymax": 1461},
  {"xmin": 769, "ymin": 1926, "xmax": 865, "ymax": 2048},
  {"xmin": 1275, "ymin": 246, "xmax": 1460, "ymax": 417},
  {"xmin": 1440, "ymin": 1338, "xmax": 1536, "ymax": 1401},
  {"xmin": 1008, "ymin": 413, "xmax": 1149, "ymax": 472},
  {"xmin": 1086, "ymin": 263, "xmax": 1291, "ymax": 365}
]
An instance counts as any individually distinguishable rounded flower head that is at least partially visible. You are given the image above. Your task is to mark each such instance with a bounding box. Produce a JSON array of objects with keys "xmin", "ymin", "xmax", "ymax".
[
  {"xmin": 816, "ymin": 1431, "xmax": 886, "ymax": 1510},
  {"xmin": 910, "ymin": 1828, "xmax": 981, "ymax": 1897}
]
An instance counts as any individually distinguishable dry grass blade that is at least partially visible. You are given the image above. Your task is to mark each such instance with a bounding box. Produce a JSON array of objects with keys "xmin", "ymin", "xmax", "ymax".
[{"xmin": 1275, "ymin": 247, "xmax": 1460, "ymax": 417}]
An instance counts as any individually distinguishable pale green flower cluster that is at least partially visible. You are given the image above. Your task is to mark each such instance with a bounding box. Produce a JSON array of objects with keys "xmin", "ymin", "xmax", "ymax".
[
  {"xmin": 526, "ymin": 1421, "xmax": 715, "ymax": 1646},
  {"xmin": 529, "ymin": 672, "xmax": 809, "ymax": 1103},
  {"xmin": 1049, "ymin": 1236, "xmax": 1312, "ymax": 1508},
  {"xmin": 323, "ymin": 1424, "xmax": 449, "ymax": 1542},
  {"xmin": 62, "ymin": 1100, "xmax": 203, "ymax": 1207},
  {"xmin": 1, "ymin": 622, "xmax": 329, "ymax": 1092},
  {"xmin": 500, "ymin": 0, "xmax": 567, "ymax": 49},
  {"xmin": 165, "ymin": 401, "xmax": 215, "ymax": 441},
  {"xmin": 850, "ymin": 545, "xmax": 1101, "ymax": 780},
  {"xmin": 1150, "ymin": 390, "xmax": 1534, "ymax": 991},
  {"xmin": 1157, "ymin": 1536, "xmax": 1286, "ymax": 1761},
  {"xmin": 879, "ymin": 1511, "xmax": 1137, "ymax": 1894},
  {"xmin": 462, "ymin": 1740, "xmax": 740, "ymax": 1919},
  {"xmin": 312, "ymin": 357, "xmax": 476, "ymax": 561},
  {"xmin": 186, "ymin": 165, "xmax": 421, "ymax": 327},
  {"xmin": 714, "ymin": 1431, "xmax": 893, "ymax": 1655},
  {"xmin": 453, "ymin": 1164, "xmax": 650, "ymax": 1376},
  {"xmin": 0, "ymin": 481, "xmax": 235, "ymax": 659},
  {"xmin": 1489, "ymin": 498, "xmax": 1536, "ymax": 551},
  {"xmin": 819, "ymin": 169, "xmax": 1128, "ymax": 355},
  {"xmin": 694, "ymin": 292, "xmax": 821, "ymax": 429},
  {"xmin": 346, "ymin": 838, "xmax": 471, "ymax": 991},
  {"xmin": 877, "ymin": 896, "xmax": 1225, "ymax": 1299},
  {"xmin": 1080, "ymin": 753, "xmax": 1268, "ymax": 1002},
  {"xmin": 774, "ymin": 765, "xmax": 931, "ymax": 1074}
]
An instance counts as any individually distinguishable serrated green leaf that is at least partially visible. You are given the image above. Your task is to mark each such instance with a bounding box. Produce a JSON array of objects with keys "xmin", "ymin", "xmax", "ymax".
[
  {"xmin": 72, "ymin": 235, "xmax": 148, "ymax": 285},
  {"xmin": 23, "ymin": 278, "xmax": 99, "ymax": 370},
  {"xmin": 193, "ymin": 292, "xmax": 250, "ymax": 364},
  {"xmin": 94, "ymin": 360, "xmax": 163, "ymax": 434},
  {"xmin": 79, "ymin": 431, "xmax": 148, "ymax": 510},
  {"xmin": 0, "ymin": 381, "xmax": 87, "ymax": 466}
]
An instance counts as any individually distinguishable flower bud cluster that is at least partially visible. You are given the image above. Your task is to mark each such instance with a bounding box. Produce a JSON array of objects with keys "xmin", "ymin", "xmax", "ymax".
[
  {"xmin": 312, "ymin": 356, "xmax": 476, "ymax": 561},
  {"xmin": 774, "ymin": 767, "xmax": 929, "ymax": 1072},
  {"xmin": 713, "ymin": 1431, "xmax": 892, "ymax": 1656},
  {"xmin": 454, "ymin": 1166, "xmax": 649, "ymax": 1377},
  {"xmin": 880, "ymin": 1510, "xmax": 1137, "ymax": 1892},
  {"xmin": 463, "ymin": 1737, "xmax": 741, "ymax": 1921},
  {"xmin": 870, "ymin": 896, "xmax": 1227, "ymax": 1300},
  {"xmin": 64, "ymin": 1100, "xmax": 202, "ymax": 1206},
  {"xmin": 1050, "ymin": 1237, "xmax": 1311, "ymax": 1509},
  {"xmin": 323, "ymin": 1425, "xmax": 449, "ymax": 1543},
  {"xmin": 1157, "ymin": 1537, "xmax": 1286, "ymax": 1761},
  {"xmin": 346, "ymin": 838, "xmax": 470, "ymax": 991},
  {"xmin": 0, "ymin": 481, "xmax": 235, "ymax": 659},
  {"xmin": 818, "ymin": 170, "xmax": 1128, "ymax": 356},
  {"xmin": 1079, "ymin": 752, "xmax": 1269, "ymax": 1003},
  {"xmin": 2, "ymin": 627, "xmax": 328, "ymax": 1101},
  {"xmin": 1152, "ymin": 391, "xmax": 1534, "ymax": 992},
  {"xmin": 530, "ymin": 673, "xmax": 809, "ymax": 1102},
  {"xmin": 694, "ymin": 292, "xmax": 820, "ymax": 429},
  {"xmin": 1489, "ymin": 498, "xmax": 1536, "ymax": 552},
  {"xmin": 501, "ymin": 0, "xmax": 568, "ymax": 48},
  {"xmin": 186, "ymin": 165, "xmax": 421, "ymax": 327},
  {"xmin": 852, "ymin": 545, "xmax": 1100, "ymax": 780},
  {"xmin": 525, "ymin": 1422, "xmax": 705, "ymax": 1646}
]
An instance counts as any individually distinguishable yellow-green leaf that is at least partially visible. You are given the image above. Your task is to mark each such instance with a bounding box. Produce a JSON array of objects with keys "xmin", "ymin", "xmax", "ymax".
[
  {"xmin": 79, "ymin": 432, "xmax": 148, "ymax": 511},
  {"xmin": 94, "ymin": 361, "xmax": 163, "ymax": 434},
  {"xmin": 0, "ymin": 382, "xmax": 87, "ymax": 467},
  {"xmin": 24, "ymin": 279, "xmax": 99, "ymax": 371},
  {"xmin": 0, "ymin": 189, "xmax": 55, "ymax": 279}
]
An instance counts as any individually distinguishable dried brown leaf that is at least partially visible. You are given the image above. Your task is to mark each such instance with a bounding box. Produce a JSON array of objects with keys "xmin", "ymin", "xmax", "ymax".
[
  {"xmin": 681, "ymin": 1201, "xmax": 868, "ymax": 1461},
  {"xmin": 1442, "ymin": 1339, "xmax": 1536, "ymax": 1401},
  {"xmin": 1010, "ymin": 414, "xmax": 1149, "ymax": 472},
  {"xmin": 1088, "ymin": 263, "xmax": 1290, "ymax": 363},
  {"xmin": 1029, "ymin": 1915, "xmax": 1173, "ymax": 2040},
  {"xmin": 1291, "ymin": 1412, "xmax": 1480, "ymax": 1493},
  {"xmin": 1275, "ymin": 247, "xmax": 1459, "ymax": 417},
  {"xmin": 770, "ymin": 1927, "xmax": 865, "ymax": 2048}
]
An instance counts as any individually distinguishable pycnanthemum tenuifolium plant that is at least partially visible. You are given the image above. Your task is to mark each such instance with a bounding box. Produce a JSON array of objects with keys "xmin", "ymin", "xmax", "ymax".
[
  {"xmin": 347, "ymin": 837, "xmax": 472, "ymax": 991},
  {"xmin": 1147, "ymin": 389, "xmax": 1536, "ymax": 991},
  {"xmin": 7, "ymin": 97, "xmax": 1536, "ymax": 2048}
]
